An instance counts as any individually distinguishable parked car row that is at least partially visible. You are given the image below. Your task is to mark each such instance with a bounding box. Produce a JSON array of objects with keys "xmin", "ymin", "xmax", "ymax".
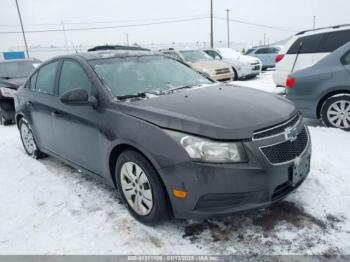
[
  {"xmin": 273, "ymin": 24, "xmax": 350, "ymax": 130},
  {"xmin": 2, "ymin": 23, "xmax": 350, "ymax": 224}
]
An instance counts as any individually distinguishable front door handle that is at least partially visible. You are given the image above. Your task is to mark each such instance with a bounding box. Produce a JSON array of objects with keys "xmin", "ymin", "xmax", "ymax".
[
  {"xmin": 52, "ymin": 111, "xmax": 63, "ymax": 118},
  {"xmin": 26, "ymin": 101, "xmax": 32, "ymax": 106}
]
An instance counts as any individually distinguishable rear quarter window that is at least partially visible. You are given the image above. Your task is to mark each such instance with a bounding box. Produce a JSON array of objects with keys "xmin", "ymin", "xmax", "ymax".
[
  {"xmin": 341, "ymin": 51, "xmax": 350, "ymax": 65},
  {"xmin": 319, "ymin": 30, "xmax": 350, "ymax": 53},
  {"xmin": 255, "ymin": 48, "xmax": 270, "ymax": 54},
  {"xmin": 287, "ymin": 33, "xmax": 324, "ymax": 54}
]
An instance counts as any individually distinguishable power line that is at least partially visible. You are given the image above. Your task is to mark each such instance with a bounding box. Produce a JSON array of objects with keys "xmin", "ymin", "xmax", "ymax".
[
  {"xmin": 214, "ymin": 16, "xmax": 299, "ymax": 33},
  {"xmin": 0, "ymin": 16, "xmax": 209, "ymax": 34},
  {"xmin": 0, "ymin": 14, "xmax": 209, "ymax": 27}
]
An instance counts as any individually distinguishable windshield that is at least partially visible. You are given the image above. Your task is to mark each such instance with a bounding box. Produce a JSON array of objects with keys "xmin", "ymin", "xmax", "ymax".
[
  {"xmin": 245, "ymin": 49, "xmax": 255, "ymax": 55},
  {"xmin": 0, "ymin": 61, "xmax": 40, "ymax": 78},
  {"xmin": 90, "ymin": 55, "xmax": 212, "ymax": 97},
  {"xmin": 179, "ymin": 50, "xmax": 213, "ymax": 63}
]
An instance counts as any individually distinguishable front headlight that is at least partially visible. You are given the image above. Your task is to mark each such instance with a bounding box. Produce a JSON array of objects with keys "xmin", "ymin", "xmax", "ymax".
[
  {"xmin": 0, "ymin": 87, "xmax": 16, "ymax": 98},
  {"xmin": 166, "ymin": 130, "xmax": 248, "ymax": 163}
]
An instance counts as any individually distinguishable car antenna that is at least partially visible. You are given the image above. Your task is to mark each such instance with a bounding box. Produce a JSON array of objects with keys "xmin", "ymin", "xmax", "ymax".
[{"xmin": 291, "ymin": 41, "xmax": 303, "ymax": 73}]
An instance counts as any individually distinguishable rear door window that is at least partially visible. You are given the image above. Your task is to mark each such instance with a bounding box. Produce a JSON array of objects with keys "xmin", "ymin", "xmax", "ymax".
[
  {"xmin": 287, "ymin": 33, "xmax": 324, "ymax": 54},
  {"xmin": 319, "ymin": 30, "xmax": 350, "ymax": 52},
  {"xmin": 36, "ymin": 61, "xmax": 59, "ymax": 95}
]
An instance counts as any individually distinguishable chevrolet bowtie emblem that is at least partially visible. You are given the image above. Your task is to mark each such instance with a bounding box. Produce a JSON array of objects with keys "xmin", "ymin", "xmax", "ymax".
[{"xmin": 284, "ymin": 126, "xmax": 298, "ymax": 142}]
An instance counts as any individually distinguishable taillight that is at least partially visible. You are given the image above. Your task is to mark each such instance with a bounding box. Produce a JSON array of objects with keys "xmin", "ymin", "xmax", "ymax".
[
  {"xmin": 275, "ymin": 54, "xmax": 285, "ymax": 63},
  {"xmin": 286, "ymin": 77, "xmax": 296, "ymax": 88}
]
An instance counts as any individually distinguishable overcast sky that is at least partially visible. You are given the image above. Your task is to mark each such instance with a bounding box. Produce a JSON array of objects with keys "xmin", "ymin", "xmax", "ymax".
[{"xmin": 0, "ymin": 0, "xmax": 349, "ymax": 51}]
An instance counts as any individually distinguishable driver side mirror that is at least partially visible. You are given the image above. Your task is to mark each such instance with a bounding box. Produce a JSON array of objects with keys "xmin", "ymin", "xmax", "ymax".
[
  {"xmin": 214, "ymin": 55, "xmax": 221, "ymax": 60},
  {"xmin": 60, "ymin": 88, "xmax": 98, "ymax": 108}
]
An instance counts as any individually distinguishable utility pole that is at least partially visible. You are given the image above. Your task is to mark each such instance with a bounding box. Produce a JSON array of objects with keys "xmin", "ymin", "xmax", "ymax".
[
  {"xmin": 313, "ymin": 16, "xmax": 316, "ymax": 29},
  {"xmin": 61, "ymin": 21, "xmax": 69, "ymax": 53},
  {"xmin": 14, "ymin": 0, "xmax": 29, "ymax": 58},
  {"xmin": 210, "ymin": 0, "xmax": 214, "ymax": 48},
  {"xmin": 263, "ymin": 33, "xmax": 266, "ymax": 46},
  {"xmin": 126, "ymin": 33, "xmax": 129, "ymax": 46},
  {"xmin": 225, "ymin": 9, "xmax": 230, "ymax": 48}
]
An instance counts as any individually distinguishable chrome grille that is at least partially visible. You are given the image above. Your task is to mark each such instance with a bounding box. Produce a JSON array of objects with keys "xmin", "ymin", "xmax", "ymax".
[{"xmin": 215, "ymin": 68, "xmax": 231, "ymax": 75}]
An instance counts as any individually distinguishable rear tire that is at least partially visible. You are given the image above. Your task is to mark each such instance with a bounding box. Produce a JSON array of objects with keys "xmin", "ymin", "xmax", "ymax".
[
  {"xmin": 115, "ymin": 150, "xmax": 171, "ymax": 225},
  {"xmin": 19, "ymin": 118, "xmax": 47, "ymax": 158},
  {"xmin": 321, "ymin": 95, "xmax": 350, "ymax": 131}
]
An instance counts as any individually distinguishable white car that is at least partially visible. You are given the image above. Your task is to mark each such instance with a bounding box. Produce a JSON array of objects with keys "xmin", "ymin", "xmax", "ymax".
[
  {"xmin": 273, "ymin": 24, "xmax": 350, "ymax": 87},
  {"xmin": 204, "ymin": 48, "xmax": 261, "ymax": 80}
]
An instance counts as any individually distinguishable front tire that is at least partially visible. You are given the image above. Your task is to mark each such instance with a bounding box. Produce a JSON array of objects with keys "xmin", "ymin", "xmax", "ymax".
[
  {"xmin": 232, "ymin": 67, "xmax": 238, "ymax": 81},
  {"xmin": 321, "ymin": 95, "xmax": 350, "ymax": 131},
  {"xmin": 115, "ymin": 150, "xmax": 171, "ymax": 225},
  {"xmin": 19, "ymin": 118, "xmax": 46, "ymax": 158},
  {"xmin": 0, "ymin": 108, "xmax": 11, "ymax": 126}
]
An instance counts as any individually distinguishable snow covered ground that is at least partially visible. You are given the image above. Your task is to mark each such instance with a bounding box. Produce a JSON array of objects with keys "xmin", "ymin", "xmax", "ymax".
[{"xmin": 0, "ymin": 71, "xmax": 349, "ymax": 255}]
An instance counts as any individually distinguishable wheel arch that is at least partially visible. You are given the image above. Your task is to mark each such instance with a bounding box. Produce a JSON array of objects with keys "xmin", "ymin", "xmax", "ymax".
[
  {"xmin": 108, "ymin": 142, "xmax": 174, "ymax": 214},
  {"xmin": 316, "ymin": 89, "xmax": 350, "ymax": 119},
  {"xmin": 231, "ymin": 66, "xmax": 238, "ymax": 80},
  {"xmin": 15, "ymin": 113, "xmax": 24, "ymax": 129}
]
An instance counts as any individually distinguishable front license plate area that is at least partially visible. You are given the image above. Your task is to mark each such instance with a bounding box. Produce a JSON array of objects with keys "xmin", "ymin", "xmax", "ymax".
[{"xmin": 290, "ymin": 155, "xmax": 311, "ymax": 186}]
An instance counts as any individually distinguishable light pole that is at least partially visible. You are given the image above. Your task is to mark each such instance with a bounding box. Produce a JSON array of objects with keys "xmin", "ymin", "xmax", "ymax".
[
  {"xmin": 126, "ymin": 33, "xmax": 129, "ymax": 46},
  {"xmin": 61, "ymin": 21, "xmax": 69, "ymax": 53},
  {"xmin": 313, "ymin": 16, "xmax": 316, "ymax": 29},
  {"xmin": 225, "ymin": 9, "xmax": 230, "ymax": 48},
  {"xmin": 14, "ymin": 0, "xmax": 29, "ymax": 58},
  {"xmin": 210, "ymin": 0, "xmax": 214, "ymax": 48}
]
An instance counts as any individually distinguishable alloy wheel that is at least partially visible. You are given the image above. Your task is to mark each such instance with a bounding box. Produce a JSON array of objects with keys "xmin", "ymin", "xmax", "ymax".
[
  {"xmin": 327, "ymin": 100, "xmax": 350, "ymax": 129},
  {"xmin": 120, "ymin": 161, "xmax": 153, "ymax": 216},
  {"xmin": 20, "ymin": 123, "xmax": 37, "ymax": 155}
]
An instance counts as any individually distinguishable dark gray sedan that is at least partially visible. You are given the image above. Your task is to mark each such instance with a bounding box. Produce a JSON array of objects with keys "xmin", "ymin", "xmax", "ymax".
[
  {"xmin": 15, "ymin": 51, "xmax": 311, "ymax": 225},
  {"xmin": 286, "ymin": 42, "xmax": 350, "ymax": 131}
]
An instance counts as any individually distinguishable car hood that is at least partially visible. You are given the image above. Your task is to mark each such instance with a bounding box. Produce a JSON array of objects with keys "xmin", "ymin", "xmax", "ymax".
[
  {"xmin": 190, "ymin": 60, "xmax": 230, "ymax": 71},
  {"xmin": 118, "ymin": 84, "xmax": 296, "ymax": 140},
  {"xmin": 0, "ymin": 77, "xmax": 26, "ymax": 90}
]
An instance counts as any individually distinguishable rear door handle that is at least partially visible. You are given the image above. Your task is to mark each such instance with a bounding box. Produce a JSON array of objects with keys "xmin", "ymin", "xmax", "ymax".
[{"xmin": 52, "ymin": 111, "xmax": 63, "ymax": 118}]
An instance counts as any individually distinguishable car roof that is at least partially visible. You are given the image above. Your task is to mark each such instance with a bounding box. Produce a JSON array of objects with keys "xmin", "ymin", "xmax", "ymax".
[
  {"xmin": 87, "ymin": 45, "xmax": 150, "ymax": 52},
  {"xmin": 295, "ymin": 24, "xmax": 350, "ymax": 37},
  {"xmin": 75, "ymin": 50, "xmax": 162, "ymax": 60}
]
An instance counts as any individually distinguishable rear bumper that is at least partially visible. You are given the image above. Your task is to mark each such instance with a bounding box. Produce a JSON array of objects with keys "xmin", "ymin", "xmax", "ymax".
[
  {"xmin": 159, "ymin": 128, "xmax": 311, "ymax": 220},
  {"xmin": 0, "ymin": 98, "xmax": 15, "ymax": 121},
  {"xmin": 273, "ymin": 70, "xmax": 288, "ymax": 87}
]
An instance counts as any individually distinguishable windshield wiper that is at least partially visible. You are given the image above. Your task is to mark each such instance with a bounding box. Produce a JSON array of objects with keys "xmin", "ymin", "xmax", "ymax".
[
  {"xmin": 164, "ymin": 84, "xmax": 196, "ymax": 94},
  {"xmin": 0, "ymin": 76, "xmax": 13, "ymax": 80},
  {"xmin": 116, "ymin": 91, "xmax": 160, "ymax": 100}
]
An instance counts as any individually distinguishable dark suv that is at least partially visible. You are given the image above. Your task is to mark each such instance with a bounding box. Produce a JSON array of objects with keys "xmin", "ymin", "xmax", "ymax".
[{"xmin": 15, "ymin": 50, "xmax": 311, "ymax": 225}]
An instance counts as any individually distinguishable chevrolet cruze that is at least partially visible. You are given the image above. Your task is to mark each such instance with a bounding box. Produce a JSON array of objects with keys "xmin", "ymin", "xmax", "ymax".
[{"xmin": 15, "ymin": 51, "xmax": 311, "ymax": 225}]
